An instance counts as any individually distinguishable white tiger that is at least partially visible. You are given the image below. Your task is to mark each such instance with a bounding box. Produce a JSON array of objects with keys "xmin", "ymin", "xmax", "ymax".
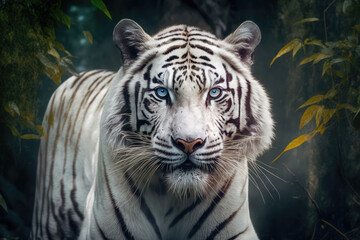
[{"xmin": 32, "ymin": 19, "xmax": 274, "ymax": 240}]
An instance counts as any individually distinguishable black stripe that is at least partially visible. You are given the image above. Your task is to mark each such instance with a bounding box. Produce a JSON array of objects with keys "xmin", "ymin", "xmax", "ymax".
[
  {"xmin": 165, "ymin": 55, "xmax": 179, "ymax": 62},
  {"xmin": 163, "ymin": 43, "xmax": 187, "ymax": 55},
  {"xmin": 188, "ymin": 33, "xmax": 217, "ymax": 40},
  {"xmin": 188, "ymin": 174, "xmax": 235, "ymax": 239},
  {"xmin": 67, "ymin": 209, "xmax": 79, "ymax": 238},
  {"xmin": 70, "ymin": 70, "xmax": 103, "ymax": 89},
  {"xmin": 189, "ymin": 43, "xmax": 214, "ymax": 55},
  {"xmin": 155, "ymin": 32, "xmax": 184, "ymax": 40},
  {"xmin": 125, "ymin": 173, "xmax": 162, "ymax": 240},
  {"xmin": 227, "ymin": 226, "xmax": 249, "ymax": 240},
  {"xmin": 103, "ymin": 160, "xmax": 135, "ymax": 240},
  {"xmin": 189, "ymin": 38, "xmax": 219, "ymax": 47},
  {"xmin": 140, "ymin": 200, "xmax": 163, "ymax": 240},
  {"xmin": 94, "ymin": 212, "xmax": 109, "ymax": 240},
  {"xmin": 245, "ymin": 80, "xmax": 256, "ymax": 127},
  {"xmin": 156, "ymin": 28, "xmax": 184, "ymax": 37},
  {"xmin": 199, "ymin": 56, "xmax": 211, "ymax": 61},
  {"xmin": 220, "ymin": 53, "xmax": 244, "ymax": 74},
  {"xmin": 169, "ymin": 198, "xmax": 201, "ymax": 229},
  {"xmin": 205, "ymin": 200, "xmax": 245, "ymax": 240}
]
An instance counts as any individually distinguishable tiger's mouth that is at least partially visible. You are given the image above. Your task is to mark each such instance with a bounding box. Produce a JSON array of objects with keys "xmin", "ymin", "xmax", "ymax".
[{"xmin": 160, "ymin": 157, "xmax": 216, "ymax": 173}]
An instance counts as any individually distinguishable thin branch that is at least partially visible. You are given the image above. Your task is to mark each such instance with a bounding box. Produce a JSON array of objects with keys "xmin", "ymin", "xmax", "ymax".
[
  {"xmin": 282, "ymin": 163, "xmax": 322, "ymax": 217},
  {"xmin": 323, "ymin": 0, "xmax": 337, "ymax": 41},
  {"xmin": 321, "ymin": 219, "xmax": 350, "ymax": 240}
]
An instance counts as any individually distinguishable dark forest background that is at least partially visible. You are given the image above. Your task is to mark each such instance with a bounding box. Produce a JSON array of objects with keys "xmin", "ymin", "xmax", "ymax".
[{"xmin": 0, "ymin": 0, "xmax": 359, "ymax": 239}]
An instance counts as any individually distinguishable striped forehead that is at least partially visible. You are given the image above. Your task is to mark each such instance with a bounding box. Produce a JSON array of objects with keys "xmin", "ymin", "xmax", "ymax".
[{"xmin": 152, "ymin": 25, "xmax": 224, "ymax": 91}]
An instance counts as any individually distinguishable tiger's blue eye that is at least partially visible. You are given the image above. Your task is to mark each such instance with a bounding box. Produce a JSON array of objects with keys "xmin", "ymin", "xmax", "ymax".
[
  {"xmin": 156, "ymin": 88, "xmax": 168, "ymax": 98},
  {"xmin": 209, "ymin": 88, "xmax": 221, "ymax": 98}
]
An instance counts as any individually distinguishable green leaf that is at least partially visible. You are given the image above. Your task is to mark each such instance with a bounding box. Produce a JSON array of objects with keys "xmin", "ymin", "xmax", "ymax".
[
  {"xmin": 299, "ymin": 105, "xmax": 322, "ymax": 129},
  {"xmin": 53, "ymin": 9, "xmax": 71, "ymax": 28},
  {"xmin": 83, "ymin": 31, "xmax": 93, "ymax": 44},
  {"xmin": 4, "ymin": 102, "xmax": 20, "ymax": 118},
  {"xmin": 272, "ymin": 134, "xmax": 314, "ymax": 163},
  {"xmin": 294, "ymin": 17, "xmax": 320, "ymax": 25},
  {"xmin": 297, "ymin": 95, "xmax": 325, "ymax": 110},
  {"xmin": 270, "ymin": 39, "xmax": 301, "ymax": 66},
  {"xmin": 20, "ymin": 134, "xmax": 41, "ymax": 140},
  {"xmin": 0, "ymin": 194, "xmax": 7, "ymax": 212},
  {"xmin": 90, "ymin": 0, "xmax": 112, "ymax": 19},
  {"xmin": 8, "ymin": 124, "xmax": 20, "ymax": 137}
]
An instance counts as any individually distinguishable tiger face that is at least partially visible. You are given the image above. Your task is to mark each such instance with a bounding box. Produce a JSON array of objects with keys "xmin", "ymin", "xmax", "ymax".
[{"xmin": 107, "ymin": 19, "xmax": 273, "ymax": 199}]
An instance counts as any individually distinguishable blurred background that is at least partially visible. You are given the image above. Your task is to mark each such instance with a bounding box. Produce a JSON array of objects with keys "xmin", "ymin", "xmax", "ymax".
[{"xmin": 0, "ymin": 0, "xmax": 359, "ymax": 239}]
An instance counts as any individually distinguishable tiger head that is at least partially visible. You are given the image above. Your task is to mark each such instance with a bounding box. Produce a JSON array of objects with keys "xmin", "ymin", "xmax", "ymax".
[{"xmin": 105, "ymin": 19, "xmax": 273, "ymax": 199}]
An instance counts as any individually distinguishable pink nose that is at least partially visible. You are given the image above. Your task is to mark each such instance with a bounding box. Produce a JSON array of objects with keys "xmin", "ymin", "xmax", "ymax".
[{"xmin": 174, "ymin": 138, "xmax": 204, "ymax": 154}]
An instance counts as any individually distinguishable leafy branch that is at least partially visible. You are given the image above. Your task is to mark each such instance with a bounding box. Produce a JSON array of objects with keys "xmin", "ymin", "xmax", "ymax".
[{"xmin": 271, "ymin": 18, "xmax": 360, "ymax": 162}]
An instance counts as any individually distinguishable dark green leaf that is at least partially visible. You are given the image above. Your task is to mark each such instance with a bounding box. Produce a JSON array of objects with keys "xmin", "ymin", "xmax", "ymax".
[
  {"xmin": 90, "ymin": 0, "xmax": 112, "ymax": 19},
  {"xmin": 0, "ymin": 194, "xmax": 7, "ymax": 212}
]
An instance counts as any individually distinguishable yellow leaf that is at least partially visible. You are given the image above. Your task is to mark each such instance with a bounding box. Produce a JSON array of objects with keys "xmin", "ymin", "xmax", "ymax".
[
  {"xmin": 313, "ymin": 53, "xmax": 332, "ymax": 64},
  {"xmin": 297, "ymin": 95, "xmax": 325, "ymax": 110},
  {"xmin": 4, "ymin": 102, "xmax": 20, "ymax": 118},
  {"xmin": 325, "ymin": 88, "xmax": 338, "ymax": 98},
  {"xmin": 292, "ymin": 41, "xmax": 302, "ymax": 57},
  {"xmin": 315, "ymin": 106, "xmax": 324, "ymax": 127},
  {"xmin": 322, "ymin": 61, "xmax": 333, "ymax": 76},
  {"xmin": 299, "ymin": 53, "xmax": 318, "ymax": 65},
  {"xmin": 48, "ymin": 47, "xmax": 60, "ymax": 61},
  {"xmin": 270, "ymin": 39, "xmax": 301, "ymax": 66},
  {"xmin": 83, "ymin": 31, "xmax": 93, "ymax": 44},
  {"xmin": 322, "ymin": 108, "xmax": 336, "ymax": 125},
  {"xmin": 299, "ymin": 105, "xmax": 322, "ymax": 129},
  {"xmin": 272, "ymin": 134, "xmax": 314, "ymax": 163},
  {"xmin": 36, "ymin": 125, "xmax": 45, "ymax": 136},
  {"xmin": 294, "ymin": 17, "xmax": 320, "ymax": 25},
  {"xmin": 20, "ymin": 134, "xmax": 41, "ymax": 140},
  {"xmin": 8, "ymin": 124, "xmax": 20, "ymax": 137},
  {"xmin": 304, "ymin": 39, "xmax": 325, "ymax": 48}
]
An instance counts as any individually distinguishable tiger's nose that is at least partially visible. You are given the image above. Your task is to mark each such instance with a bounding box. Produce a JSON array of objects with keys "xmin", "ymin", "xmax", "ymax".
[{"xmin": 172, "ymin": 138, "xmax": 205, "ymax": 154}]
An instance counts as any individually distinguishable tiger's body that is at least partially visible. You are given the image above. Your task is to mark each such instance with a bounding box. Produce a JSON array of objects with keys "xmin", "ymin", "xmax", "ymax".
[{"xmin": 32, "ymin": 19, "xmax": 274, "ymax": 240}]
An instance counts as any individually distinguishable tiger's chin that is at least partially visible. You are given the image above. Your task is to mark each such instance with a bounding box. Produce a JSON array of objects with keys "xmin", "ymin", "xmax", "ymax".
[{"xmin": 163, "ymin": 168, "xmax": 213, "ymax": 200}]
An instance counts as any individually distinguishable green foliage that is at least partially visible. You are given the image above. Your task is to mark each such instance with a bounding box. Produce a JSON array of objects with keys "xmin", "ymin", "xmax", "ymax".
[
  {"xmin": 90, "ymin": 0, "xmax": 112, "ymax": 20},
  {"xmin": 0, "ymin": 0, "xmax": 78, "ymax": 140},
  {"xmin": 271, "ymin": 17, "xmax": 360, "ymax": 162}
]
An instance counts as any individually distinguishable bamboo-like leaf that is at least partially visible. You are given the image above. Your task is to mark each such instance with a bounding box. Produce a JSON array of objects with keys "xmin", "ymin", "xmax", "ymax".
[
  {"xmin": 0, "ymin": 194, "xmax": 7, "ymax": 212},
  {"xmin": 322, "ymin": 61, "xmax": 333, "ymax": 76},
  {"xmin": 315, "ymin": 106, "xmax": 324, "ymax": 127},
  {"xmin": 325, "ymin": 88, "xmax": 338, "ymax": 98},
  {"xmin": 270, "ymin": 39, "xmax": 301, "ymax": 66},
  {"xmin": 299, "ymin": 105, "xmax": 322, "ymax": 129},
  {"xmin": 36, "ymin": 125, "xmax": 45, "ymax": 136},
  {"xmin": 48, "ymin": 47, "xmax": 60, "ymax": 61},
  {"xmin": 322, "ymin": 108, "xmax": 337, "ymax": 125},
  {"xmin": 304, "ymin": 39, "xmax": 325, "ymax": 48},
  {"xmin": 272, "ymin": 134, "xmax": 314, "ymax": 163},
  {"xmin": 53, "ymin": 9, "xmax": 71, "ymax": 28},
  {"xmin": 292, "ymin": 41, "xmax": 303, "ymax": 57},
  {"xmin": 297, "ymin": 94, "xmax": 325, "ymax": 110},
  {"xmin": 299, "ymin": 53, "xmax": 318, "ymax": 65},
  {"xmin": 4, "ymin": 102, "xmax": 20, "ymax": 118},
  {"xmin": 83, "ymin": 31, "xmax": 93, "ymax": 44},
  {"xmin": 8, "ymin": 124, "xmax": 20, "ymax": 137},
  {"xmin": 330, "ymin": 58, "xmax": 346, "ymax": 64},
  {"xmin": 313, "ymin": 53, "xmax": 333, "ymax": 64},
  {"xmin": 52, "ymin": 41, "xmax": 65, "ymax": 52},
  {"xmin": 20, "ymin": 134, "xmax": 41, "ymax": 140},
  {"xmin": 294, "ymin": 17, "xmax": 320, "ymax": 25},
  {"xmin": 90, "ymin": 0, "xmax": 112, "ymax": 19}
]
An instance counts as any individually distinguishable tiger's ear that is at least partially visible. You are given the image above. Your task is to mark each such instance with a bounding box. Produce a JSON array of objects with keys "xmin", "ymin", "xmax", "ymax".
[
  {"xmin": 113, "ymin": 19, "xmax": 152, "ymax": 68},
  {"xmin": 224, "ymin": 21, "xmax": 261, "ymax": 65}
]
